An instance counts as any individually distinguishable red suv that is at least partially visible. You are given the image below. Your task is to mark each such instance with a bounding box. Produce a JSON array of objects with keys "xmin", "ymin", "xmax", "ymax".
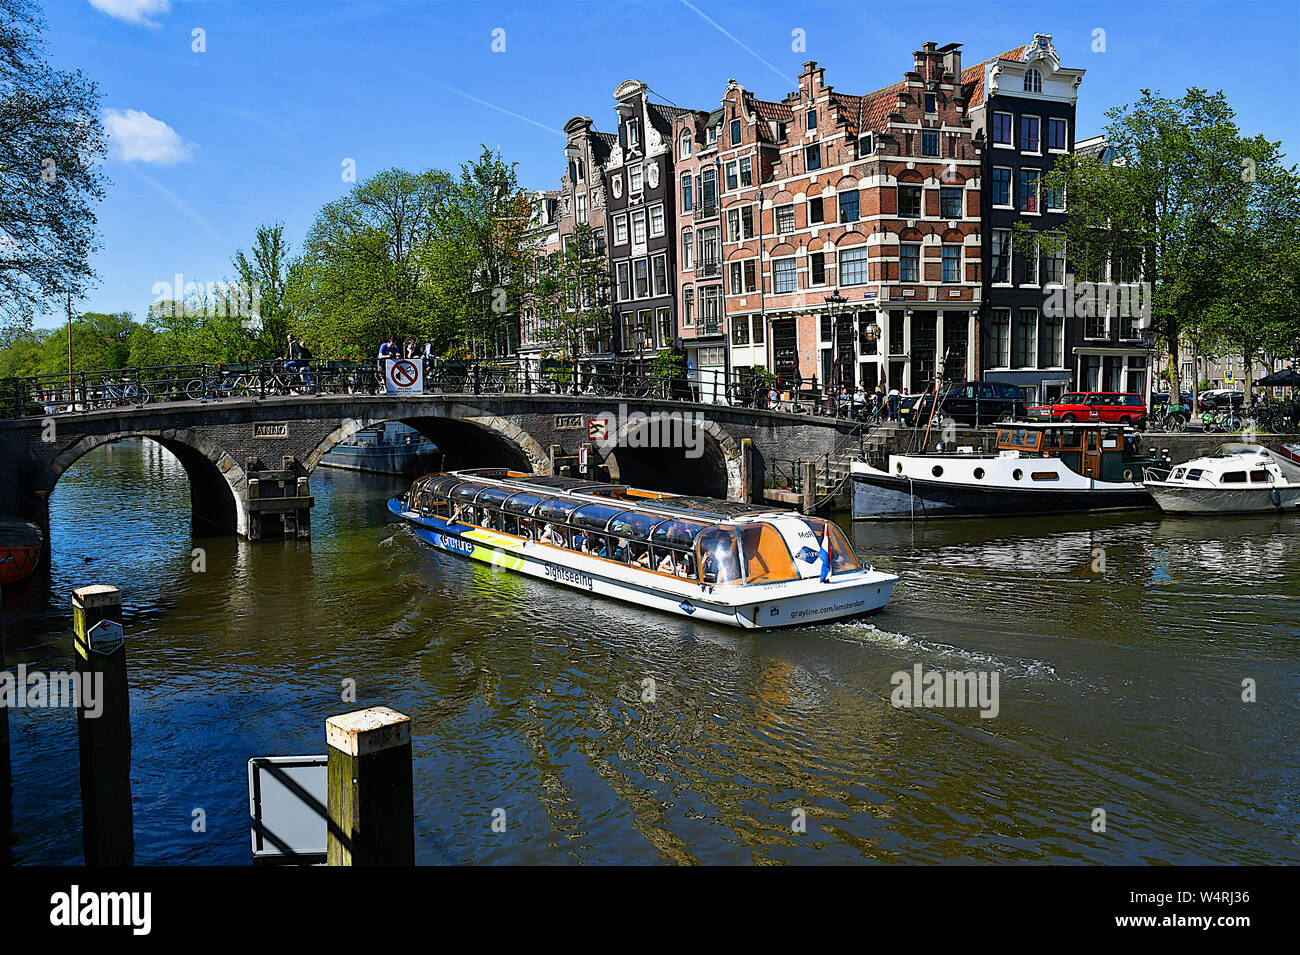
[{"xmin": 1026, "ymin": 392, "xmax": 1147, "ymax": 428}]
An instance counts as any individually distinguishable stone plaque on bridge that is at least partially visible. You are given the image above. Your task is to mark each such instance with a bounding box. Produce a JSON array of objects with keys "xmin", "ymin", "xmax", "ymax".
[
  {"xmin": 555, "ymin": 414, "xmax": 584, "ymax": 430},
  {"xmin": 255, "ymin": 422, "xmax": 289, "ymax": 439}
]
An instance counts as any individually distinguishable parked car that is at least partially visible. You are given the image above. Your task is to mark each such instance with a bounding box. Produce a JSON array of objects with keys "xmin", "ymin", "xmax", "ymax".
[
  {"xmin": 1151, "ymin": 391, "xmax": 1195, "ymax": 413},
  {"xmin": 902, "ymin": 381, "xmax": 1028, "ymax": 426},
  {"xmin": 1026, "ymin": 391, "xmax": 1148, "ymax": 427},
  {"xmin": 1196, "ymin": 388, "xmax": 1244, "ymax": 411}
]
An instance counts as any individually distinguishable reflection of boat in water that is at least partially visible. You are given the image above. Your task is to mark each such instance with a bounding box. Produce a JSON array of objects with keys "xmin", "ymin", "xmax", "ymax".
[
  {"xmin": 0, "ymin": 519, "xmax": 43, "ymax": 586},
  {"xmin": 388, "ymin": 469, "xmax": 898, "ymax": 629},
  {"xmin": 321, "ymin": 422, "xmax": 441, "ymax": 476},
  {"xmin": 851, "ymin": 423, "xmax": 1162, "ymax": 520},
  {"xmin": 1143, "ymin": 446, "xmax": 1300, "ymax": 515}
]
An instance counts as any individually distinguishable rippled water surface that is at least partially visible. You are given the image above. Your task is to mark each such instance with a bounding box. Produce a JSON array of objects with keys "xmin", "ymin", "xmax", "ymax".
[{"xmin": 3, "ymin": 438, "xmax": 1297, "ymax": 864}]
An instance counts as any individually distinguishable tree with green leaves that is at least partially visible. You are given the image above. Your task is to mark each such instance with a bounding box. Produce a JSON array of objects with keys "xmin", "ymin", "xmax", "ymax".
[
  {"xmin": 0, "ymin": 0, "xmax": 108, "ymax": 327},
  {"xmin": 531, "ymin": 222, "xmax": 611, "ymax": 359},
  {"xmin": 1035, "ymin": 89, "xmax": 1271, "ymax": 397},
  {"xmin": 233, "ymin": 222, "xmax": 293, "ymax": 359},
  {"xmin": 1199, "ymin": 136, "xmax": 1300, "ymax": 405},
  {"xmin": 422, "ymin": 146, "xmax": 533, "ymax": 360},
  {"xmin": 287, "ymin": 167, "xmax": 453, "ymax": 357}
]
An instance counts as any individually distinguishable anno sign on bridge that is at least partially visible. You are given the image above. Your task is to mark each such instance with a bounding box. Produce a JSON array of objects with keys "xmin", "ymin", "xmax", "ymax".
[{"xmin": 384, "ymin": 359, "xmax": 424, "ymax": 396}]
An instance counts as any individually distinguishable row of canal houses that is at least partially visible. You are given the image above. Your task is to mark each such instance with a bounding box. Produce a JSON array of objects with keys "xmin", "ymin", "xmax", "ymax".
[{"xmin": 520, "ymin": 35, "xmax": 1150, "ymax": 405}]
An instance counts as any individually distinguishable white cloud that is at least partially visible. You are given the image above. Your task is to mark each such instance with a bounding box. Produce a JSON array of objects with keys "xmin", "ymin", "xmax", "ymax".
[
  {"xmin": 88, "ymin": 0, "xmax": 171, "ymax": 27},
  {"xmin": 104, "ymin": 109, "xmax": 197, "ymax": 165}
]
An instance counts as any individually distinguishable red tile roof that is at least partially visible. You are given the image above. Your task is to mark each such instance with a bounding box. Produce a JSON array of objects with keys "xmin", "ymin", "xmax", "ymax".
[{"xmin": 961, "ymin": 46, "xmax": 1026, "ymax": 108}]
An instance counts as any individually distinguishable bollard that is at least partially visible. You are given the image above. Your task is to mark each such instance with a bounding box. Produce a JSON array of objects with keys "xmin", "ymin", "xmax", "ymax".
[
  {"xmin": 740, "ymin": 437, "xmax": 754, "ymax": 503},
  {"xmin": 326, "ymin": 706, "xmax": 414, "ymax": 866},
  {"xmin": 802, "ymin": 460, "xmax": 817, "ymax": 514},
  {"xmin": 72, "ymin": 585, "xmax": 133, "ymax": 866}
]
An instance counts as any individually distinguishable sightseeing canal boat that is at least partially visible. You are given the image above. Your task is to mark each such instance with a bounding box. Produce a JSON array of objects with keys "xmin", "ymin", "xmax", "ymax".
[
  {"xmin": 851, "ymin": 422, "xmax": 1163, "ymax": 520},
  {"xmin": 388, "ymin": 470, "xmax": 898, "ymax": 628}
]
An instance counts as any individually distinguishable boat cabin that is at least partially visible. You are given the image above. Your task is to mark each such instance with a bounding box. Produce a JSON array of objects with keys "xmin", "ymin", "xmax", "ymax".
[
  {"xmin": 1162, "ymin": 450, "xmax": 1287, "ymax": 487},
  {"xmin": 994, "ymin": 423, "xmax": 1152, "ymax": 482},
  {"xmin": 405, "ymin": 469, "xmax": 861, "ymax": 587}
]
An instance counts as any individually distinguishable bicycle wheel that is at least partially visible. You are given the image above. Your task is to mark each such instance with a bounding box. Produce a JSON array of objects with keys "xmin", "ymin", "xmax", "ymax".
[
  {"xmin": 1168, "ymin": 412, "xmax": 1187, "ymax": 433},
  {"xmin": 185, "ymin": 379, "xmax": 206, "ymax": 401},
  {"xmin": 127, "ymin": 383, "xmax": 151, "ymax": 405}
]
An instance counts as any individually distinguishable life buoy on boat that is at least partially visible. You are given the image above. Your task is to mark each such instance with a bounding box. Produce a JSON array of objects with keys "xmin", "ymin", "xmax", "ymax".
[{"xmin": 1271, "ymin": 487, "xmax": 1282, "ymax": 507}]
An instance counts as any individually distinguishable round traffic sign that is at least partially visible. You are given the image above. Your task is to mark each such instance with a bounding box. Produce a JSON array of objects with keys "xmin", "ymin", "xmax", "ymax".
[{"xmin": 390, "ymin": 359, "xmax": 419, "ymax": 387}]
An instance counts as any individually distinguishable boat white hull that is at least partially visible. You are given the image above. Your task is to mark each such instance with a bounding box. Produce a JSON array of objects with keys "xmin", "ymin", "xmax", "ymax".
[
  {"xmin": 388, "ymin": 500, "xmax": 897, "ymax": 629},
  {"xmin": 1145, "ymin": 482, "xmax": 1300, "ymax": 514}
]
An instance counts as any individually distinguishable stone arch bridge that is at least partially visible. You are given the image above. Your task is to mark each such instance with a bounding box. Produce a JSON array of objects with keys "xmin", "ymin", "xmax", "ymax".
[{"xmin": 0, "ymin": 394, "xmax": 856, "ymax": 549}]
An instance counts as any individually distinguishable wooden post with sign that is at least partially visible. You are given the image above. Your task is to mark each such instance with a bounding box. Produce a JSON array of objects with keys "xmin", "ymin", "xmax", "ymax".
[
  {"xmin": 740, "ymin": 437, "xmax": 754, "ymax": 503},
  {"xmin": 72, "ymin": 584, "xmax": 133, "ymax": 866},
  {"xmin": 326, "ymin": 706, "xmax": 414, "ymax": 866}
]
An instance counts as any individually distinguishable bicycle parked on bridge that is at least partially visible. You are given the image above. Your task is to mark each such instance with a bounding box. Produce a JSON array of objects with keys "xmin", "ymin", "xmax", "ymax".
[
  {"xmin": 96, "ymin": 377, "xmax": 151, "ymax": 408},
  {"xmin": 184, "ymin": 365, "xmax": 258, "ymax": 401}
]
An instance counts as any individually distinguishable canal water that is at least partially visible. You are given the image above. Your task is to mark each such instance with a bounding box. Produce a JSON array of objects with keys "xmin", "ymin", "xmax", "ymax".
[{"xmin": 3, "ymin": 438, "xmax": 1297, "ymax": 864}]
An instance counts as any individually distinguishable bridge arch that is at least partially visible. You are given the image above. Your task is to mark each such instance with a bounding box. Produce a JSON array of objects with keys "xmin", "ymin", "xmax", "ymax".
[
  {"xmin": 303, "ymin": 402, "xmax": 551, "ymax": 476},
  {"xmin": 41, "ymin": 428, "xmax": 249, "ymax": 536},
  {"xmin": 598, "ymin": 410, "xmax": 740, "ymax": 499}
]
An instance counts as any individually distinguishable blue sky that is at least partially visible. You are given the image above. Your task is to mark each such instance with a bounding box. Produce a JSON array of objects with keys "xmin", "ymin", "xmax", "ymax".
[{"xmin": 35, "ymin": 0, "xmax": 1300, "ymax": 328}]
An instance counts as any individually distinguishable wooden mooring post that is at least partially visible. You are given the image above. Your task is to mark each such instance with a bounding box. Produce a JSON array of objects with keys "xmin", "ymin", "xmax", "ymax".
[
  {"xmin": 326, "ymin": 706, "xmax": 414, "ymax": 865},
  {"xmin": 72, "ymin": 584, "xmax": 133, "ymax": 865}
]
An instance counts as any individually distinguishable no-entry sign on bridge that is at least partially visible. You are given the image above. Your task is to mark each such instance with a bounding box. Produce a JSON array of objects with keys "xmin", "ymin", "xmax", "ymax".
[{"xmin": 384, "ymin": 358, "xmax": 424, "ymax": 395}]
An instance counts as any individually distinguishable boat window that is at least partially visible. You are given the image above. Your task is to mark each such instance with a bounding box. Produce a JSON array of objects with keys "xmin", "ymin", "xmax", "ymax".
[
  {"xmin": 696, "ymin": 527, "xmax": 741, "ymax": 586},
  {"xmin": 503, "ymin": 492, "xmax": 547, "ymax": 515},
  {"xmin": 1185, "ymin": 468, "xmax": 1205, "ymax": 482},
  {"xmin": 1220, "ymin": 471, "xmax": 1248, "ymax": 484},
  {"xmin": 536, "ymin": 497, "xmax": 584, "ymax": 523},
  {"xmin": 580, "ymin": 533, "xmax": 613, "ymax": 558},
  {"xmin": 450, "ymin": 483, "xmax": 492, "ymax": 503},
  {"xmin": 1250, "ymin": 469, "xmax": 1273, "ymax": 483},
  {"xmin": 537, "ymin": 521, "xmax": 569, "ymax": 547},
  {"xmin": 650, "ymin": 519, "xmax": 707, "ymax": 547},
  {"xmin": 609, "ymin": 511, "xmax": 662, "ymax": 541},
  {"xmin": 801, "ymin": 519, "xmax": 860, "ymax": 574},
  {"xmin": 570, "ymin": 503, "xmax": 624, "ymax": 533},
  {"xmin": 476, "ymin": 488, "xmax": 512, "ymax": 509},
  {"xmin": 737, "ymin": 523, "xmax": 799, "ymax": 584},
  {"xmin": 649, "ymin": 546, "xmax": 696, "ymax": 579},
  {"xmin": 623, "ymin": 539, "xmax": 653, "ymax": 569},
  {"xmin": 1170, "ymin": 468, "xmax": 1185, "ymax": 480}
]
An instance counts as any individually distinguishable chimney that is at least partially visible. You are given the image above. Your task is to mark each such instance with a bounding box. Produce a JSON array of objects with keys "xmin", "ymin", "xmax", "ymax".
[{"xmin": 939, "ymin": 42, "xmax": 963, "ymax": 84}]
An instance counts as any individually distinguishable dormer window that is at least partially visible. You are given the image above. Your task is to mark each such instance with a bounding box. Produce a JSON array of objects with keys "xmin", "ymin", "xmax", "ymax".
[
  {"xmin": 1024, "ymin": 69, "xmax": 1042, "ymax": 93},
  {"xmin": 730, "ymin": 118, "xmax": 742, "ymax": 145},
  {"xmin": 857, "ymin": 133, "xmax": 873, "ymax": 157},
  {"xmin": 925, "ymin": 92, "xmax": 936, "ymax": 113},
  {"xmin": 707, "ymin": 124, "xmax": 718, "ymax": 144},
  {"xmin": 627, "ymin": 118, "xmax": 640, "ymax": 146},
  {"xmin": 679, "ymin": 132, "xmax": 692, "ymax": 159},
  {"xmin": 806, "ymin": 108, "xmax": 817, "ymax": 130}
]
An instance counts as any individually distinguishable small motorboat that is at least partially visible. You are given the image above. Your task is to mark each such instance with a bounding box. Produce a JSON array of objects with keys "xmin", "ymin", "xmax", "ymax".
[
  {"xmin": 321, "ymin": 422, "xmax": 441, "ymax": 476},
  {"xmin": 1143, "ymin": 446, "xmax": 1300, "ymax": 514},
  {"xmin": 0, "ymin": 519, "xmax": 43, "ymax": 586}
]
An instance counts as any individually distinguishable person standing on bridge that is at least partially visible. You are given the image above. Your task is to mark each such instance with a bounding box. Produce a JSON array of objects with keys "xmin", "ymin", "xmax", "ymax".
[
  {"xmin": 285, "ymin": 334, "xmax": 314, "ymax": 393},
  {"xmin": 377, "ymin": 337, "xmax": 396, "ymax": 374}
]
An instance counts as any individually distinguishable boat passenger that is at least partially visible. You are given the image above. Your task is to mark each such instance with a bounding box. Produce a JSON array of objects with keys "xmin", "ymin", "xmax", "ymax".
[
  {"xmin": 631, "ymin": 543, "xmax": 651, "ymax": 568},
  {"xmin": 517, "ymin": 517, "xmax": 533, "ymax": 539},
  {"xmin": 572, "ymin": 530, "xmax": 588, "ymax": 552},
  {"xmin": 450, "ymin": 502, "xmax": 466, "ymax": 523},
  {"xmin": 612, "ymin": 537, "xmax": 630, "ymax": 561},
  {"xmin": 656, "ymin": 551, "xmax": 676, "ymax": 574},
  {"xmin": 481, "ymin": 510, "xmax": 497, "ymax": 530},
  {"xmin": 540, "ymin": 523, "xmax": 564, "ymax": 546}
]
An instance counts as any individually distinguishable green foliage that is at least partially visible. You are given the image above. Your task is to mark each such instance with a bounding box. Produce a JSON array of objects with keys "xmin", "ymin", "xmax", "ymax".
[
  {"xmin": 0, "ymin": 0, "xmax": 108, "ymax": 326},
  {"xmin": 530, "ymin": 222, "xmax": 611, "ymax": 357},
  {"xmin": 0, "ymin": 312, "xmax": 135, "ymax": 376},
  {"xmin": 233, "ymin": 222, "xmax": 293, "ymax": 359}
]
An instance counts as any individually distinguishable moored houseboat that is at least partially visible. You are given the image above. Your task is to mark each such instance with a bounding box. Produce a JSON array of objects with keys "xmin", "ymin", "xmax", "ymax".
[
  {"xmin": 321, "ymin": 422, "xmax": 441, "ymax": 476},
  {"xmin": 387, "ymin": 470, "xmax": 898, "ymax": 629},
  {"xmin": 851, "ymin": 423, "xmax": 1163, "ymax": 520}
]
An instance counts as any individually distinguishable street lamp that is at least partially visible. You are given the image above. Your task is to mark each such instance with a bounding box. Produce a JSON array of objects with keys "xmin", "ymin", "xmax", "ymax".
[{"xmin": 825, "ymin": 291, "xmax": 847, "ymax": 413}]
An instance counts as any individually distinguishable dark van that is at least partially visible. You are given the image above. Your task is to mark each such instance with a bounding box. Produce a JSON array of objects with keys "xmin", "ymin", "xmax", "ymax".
[{"xmin": 902, "ymin": 381, "xmax": 1028, "ymax": 426}]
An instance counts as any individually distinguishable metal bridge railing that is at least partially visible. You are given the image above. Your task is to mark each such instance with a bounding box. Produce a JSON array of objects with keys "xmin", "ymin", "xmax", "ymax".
[{"xmin": 0, "ymin": 359, "xmax": 847, "ymax": 421}]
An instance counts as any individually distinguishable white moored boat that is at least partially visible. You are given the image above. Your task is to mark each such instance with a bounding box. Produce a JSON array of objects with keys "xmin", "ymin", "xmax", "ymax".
[
  {"xmin": 1143, "ymin": 446, "xmax": 1300, "ymax": 514},
  {"xmin": 387, "ymin": 469, "xmax": 898, "ymax": 629}
]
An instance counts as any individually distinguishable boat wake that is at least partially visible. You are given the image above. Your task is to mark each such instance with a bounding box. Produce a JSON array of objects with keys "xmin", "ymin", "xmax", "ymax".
[{"xmin": 832, "ymin": 621, "xmax": 1058, "ymax": 679}]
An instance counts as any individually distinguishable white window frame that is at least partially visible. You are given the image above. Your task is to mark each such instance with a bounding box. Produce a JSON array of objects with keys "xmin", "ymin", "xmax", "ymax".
[
  {"xmin": 629, "ymin": 163, "xmax": 643, "ymax": 194},
  {"xmin": 649, "ymin": 203, "xmax": 665, "ymax": 238},
  {"xmin": 613, "ymin": 213, "xmax": 629, "ymax": 246},
  {"xmin": 992, "ymin": 111, "xmax": 1014, "ymax": 148},
  {"xmin": 631, "ymin": 209, "xmax": 647, "ymax": 245}
]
